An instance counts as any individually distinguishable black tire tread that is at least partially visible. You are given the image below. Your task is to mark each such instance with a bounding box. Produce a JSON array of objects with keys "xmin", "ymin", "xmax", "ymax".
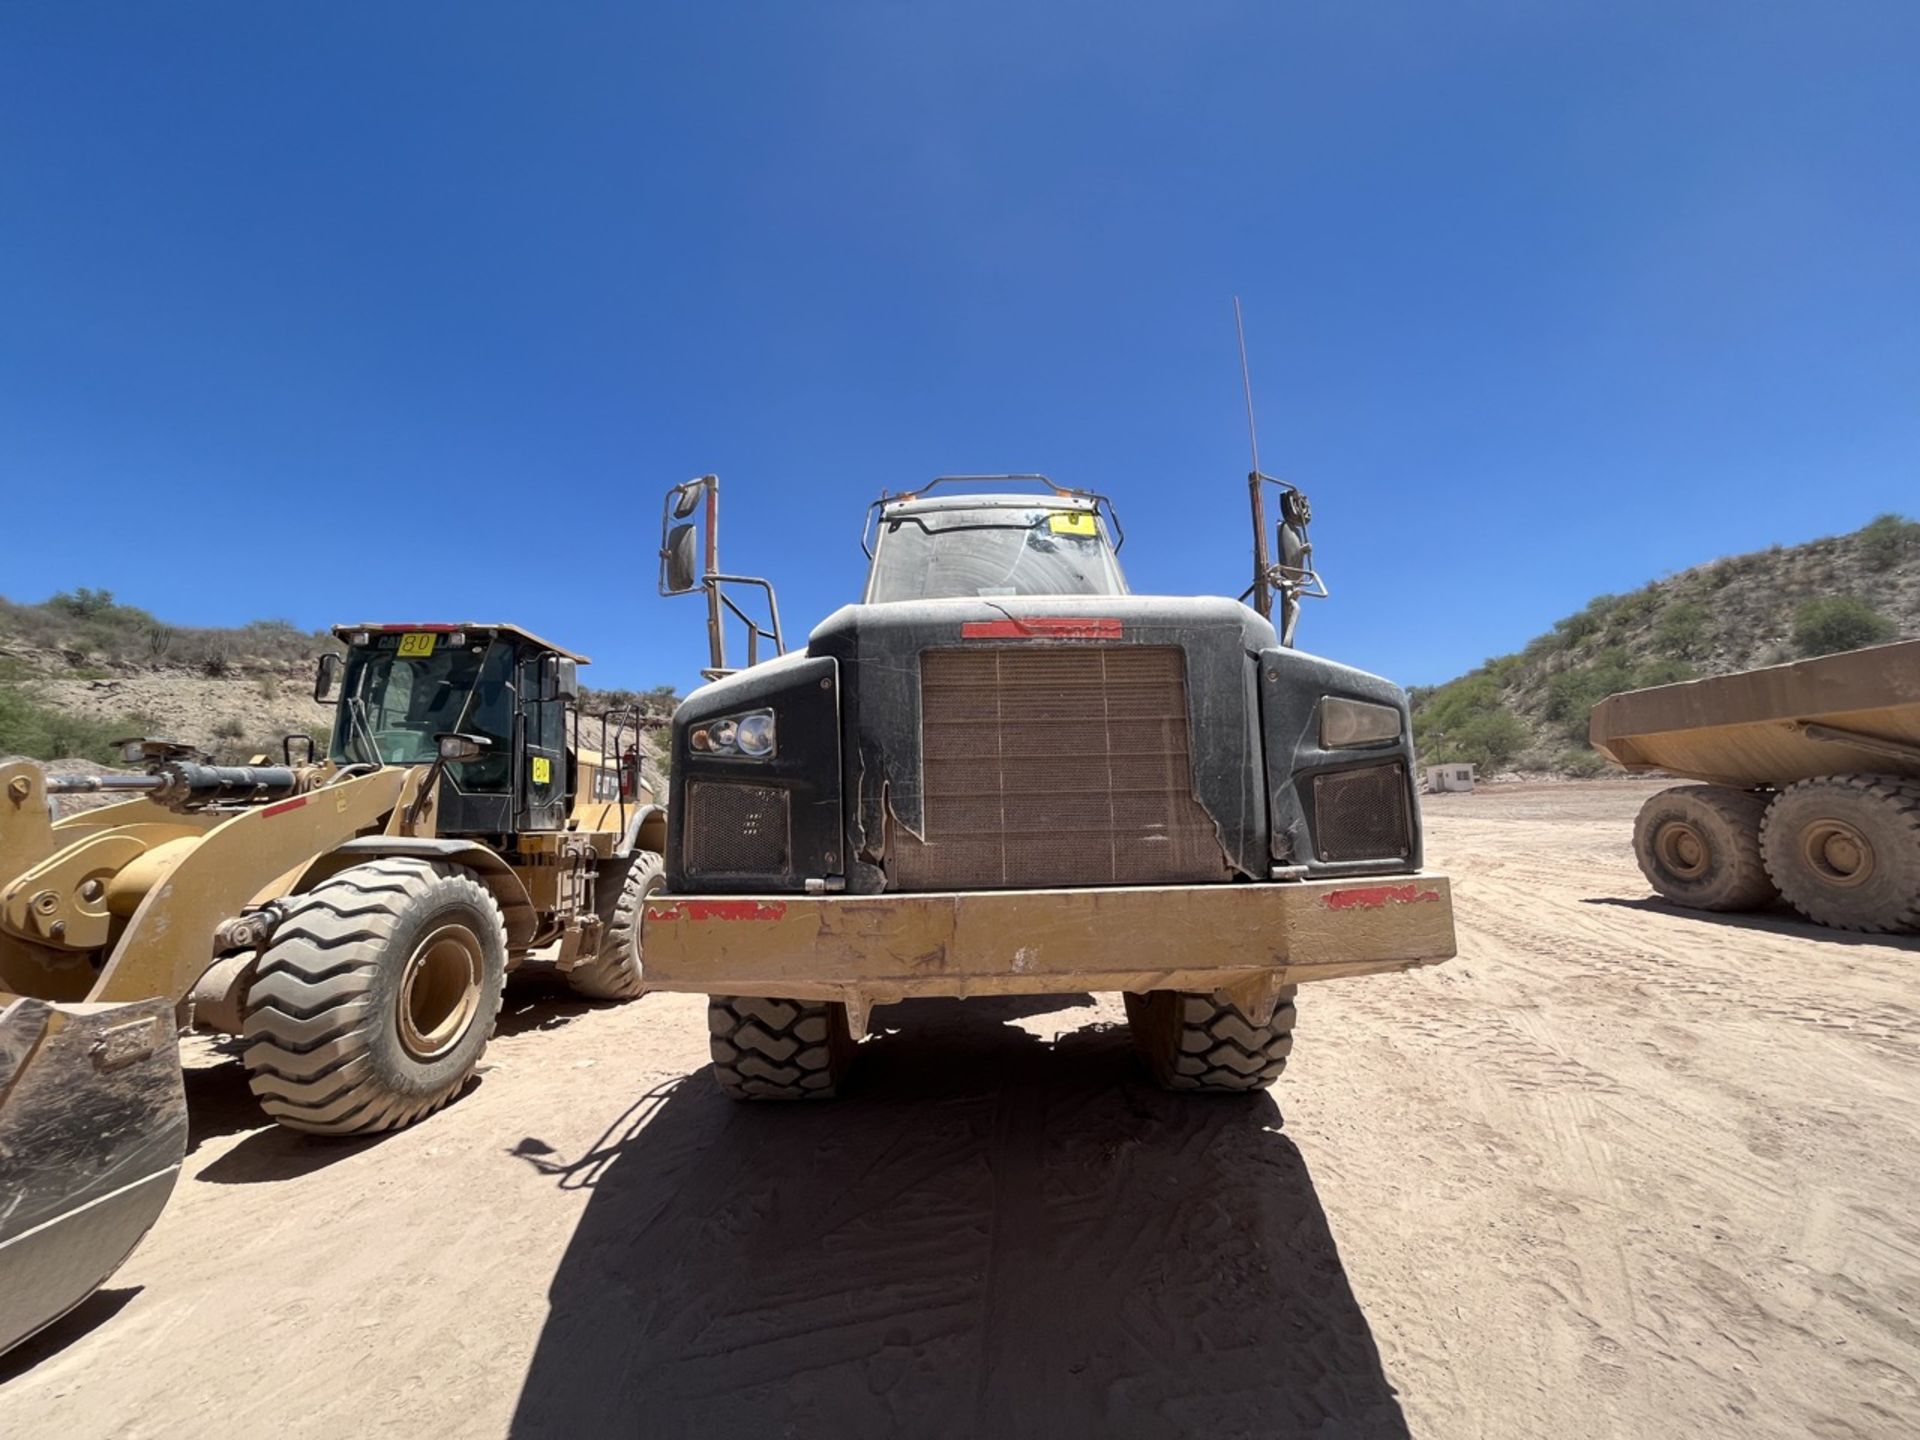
[
  {"xmin": 1125, "ymin": 990, "xmax": 1297, "ymax": 1093},
  {"xmin": 240, "ymin": 859, "xmax": 505, "ymax": 1135},
  {"xmin": 708, "ymin": 995, "xmax": 851, "ymax": 1100}
]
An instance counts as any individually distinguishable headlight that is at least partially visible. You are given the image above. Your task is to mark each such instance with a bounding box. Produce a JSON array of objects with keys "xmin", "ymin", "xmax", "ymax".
[
  {"xmin": 689, "ymin": 708, "xmax": 775, "ymax": 761},
  {"xmin": 734, "ymin": 711, "xmax": 776, "ymax": 758},
  {"xmin": 1320, "ymin": 696, "xmax": 1402, "ymax": 748}
]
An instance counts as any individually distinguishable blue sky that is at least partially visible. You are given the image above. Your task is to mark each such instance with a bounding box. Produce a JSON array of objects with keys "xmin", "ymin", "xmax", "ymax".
[{"xmin": 3, "ymin": 2, "xmax": 1915, "ymax": 693}]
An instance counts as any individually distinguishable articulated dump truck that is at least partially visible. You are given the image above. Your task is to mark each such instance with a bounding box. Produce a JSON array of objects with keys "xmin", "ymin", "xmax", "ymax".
[
  {"xmin": 1, "ymin": 622, "xmax": 664, "ymax": 1354},
  {"xmin": 643, "ymin": 473, "xmax": 1458, "ymax": 1099},
  {"xmin": 1591, "ymin": 638, "xmax": 1920, "ymax": 933}
]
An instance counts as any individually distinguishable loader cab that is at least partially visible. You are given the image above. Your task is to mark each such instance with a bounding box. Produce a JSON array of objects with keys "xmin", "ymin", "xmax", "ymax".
[{"xmin": 323, "ymin": 624, "xmax": 582, "ymax": 837}]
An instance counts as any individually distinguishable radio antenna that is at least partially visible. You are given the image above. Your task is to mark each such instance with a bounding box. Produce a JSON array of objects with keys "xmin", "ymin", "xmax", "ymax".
[
  {"xmin": 1236, "ymin": 297, "xmax": 1275, "ymax": 621},
  {"xmin": 1234, "ymin": 295, "xmax": 1261, "ymax": 478}
]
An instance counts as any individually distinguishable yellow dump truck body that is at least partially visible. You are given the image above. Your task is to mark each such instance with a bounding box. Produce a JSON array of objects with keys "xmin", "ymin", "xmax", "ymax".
[{"xmin": 1590, "ymin": 639, "xmax": 1920, "ymax": 788}]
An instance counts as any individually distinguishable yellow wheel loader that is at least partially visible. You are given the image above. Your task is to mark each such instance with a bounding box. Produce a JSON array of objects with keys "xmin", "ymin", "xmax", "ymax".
[{"xmin": 0, "ymin": 622, "xmax": 664, "ymax": 1354}]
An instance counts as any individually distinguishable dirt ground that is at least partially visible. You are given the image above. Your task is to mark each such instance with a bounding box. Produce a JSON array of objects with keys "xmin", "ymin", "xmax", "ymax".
[{"xmin": 4, "ymin": 779, "xmax": 1917, "ymax": 1438}]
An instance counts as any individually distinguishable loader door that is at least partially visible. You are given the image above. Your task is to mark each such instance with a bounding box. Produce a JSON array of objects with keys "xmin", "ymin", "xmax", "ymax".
[{"xmin": 518, "ymin": 654, "xmax": 567, "ymax": 832}]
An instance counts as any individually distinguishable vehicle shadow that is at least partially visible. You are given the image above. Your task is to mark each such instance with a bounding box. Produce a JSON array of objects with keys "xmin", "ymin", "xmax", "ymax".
[
  {"xmin": 0, "ymin": 1287, "xmax": 141, "ymax": 1384},
  {"xmin": 1583, "ymin": 894, "xmax": 1920, "ymax": 950},
  {"xmin": 506, "ymin": 998, "xmax": 1408, "ymax": 1440}
]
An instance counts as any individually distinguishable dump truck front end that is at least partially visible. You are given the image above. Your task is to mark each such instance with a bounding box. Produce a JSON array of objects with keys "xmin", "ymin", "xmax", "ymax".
[{"xmin": 647, "ymin": 587, "xmax": 1455, "ymax": 1095}]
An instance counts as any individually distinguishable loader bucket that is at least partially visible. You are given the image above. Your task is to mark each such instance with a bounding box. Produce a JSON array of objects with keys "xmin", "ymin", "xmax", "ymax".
[{"xmin": 0, "ymin": 993, "xmax": 186, "ymax": 1356}]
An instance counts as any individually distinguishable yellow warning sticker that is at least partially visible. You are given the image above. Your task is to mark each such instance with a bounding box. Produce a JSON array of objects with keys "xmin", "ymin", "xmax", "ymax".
[
  {"xmin": 1048, "ymin": 511, "xmax": 1097, "ymax": 536},
  {"xmin": 531, "ymin": 756, "xmax": 552, "ymax": 785},
  {"xmin": 396, "ymin": 632, "xmax": 437, "ymax": 658}
]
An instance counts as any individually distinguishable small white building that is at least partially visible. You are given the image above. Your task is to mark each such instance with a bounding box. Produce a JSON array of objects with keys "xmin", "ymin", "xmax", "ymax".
[{"xmin": 1427, "ymin": 763, "xmax": 1476, "ymax": 794}]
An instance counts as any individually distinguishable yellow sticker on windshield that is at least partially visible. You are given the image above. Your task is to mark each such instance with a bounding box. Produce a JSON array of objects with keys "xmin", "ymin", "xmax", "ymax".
[
  {"xmin": 1048, "ymin": 511, "xmax": 1097, "ymax": 536},
  {"xmin": 396, "ymin": 632, "xmax": 437, "ymax": 658},
  {"xmin": 531, "ymin": 756, "xmax": 552, "ymax": 785}
]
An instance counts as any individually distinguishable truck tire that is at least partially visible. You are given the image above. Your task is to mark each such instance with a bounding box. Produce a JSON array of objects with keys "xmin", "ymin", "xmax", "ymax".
[
  {"xmin": 240, "ymin": 859, "xmax": 507, "ymax": 1136},
  {"xmin": 567, "ymin": 851, "xmax": 663, "ymax": 1000},
  {"xmin": 1760, "ymin": 776, "xmax": 1920, "ymax": 933},
  {"xmin": 1124, "ymin": 989, "xmax": 1296, "ymax": 1092},
  {"xmin": 708, "ymin": 996, "xmax": 854, "ymax": 1100},
  {"xmin": 1631, "ymin": 785, "xmax": 1777, "ymax": 912}
]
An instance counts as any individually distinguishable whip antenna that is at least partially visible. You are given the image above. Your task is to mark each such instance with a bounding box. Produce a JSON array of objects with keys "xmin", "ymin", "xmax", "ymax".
[{"xmin": 1235, "ymin": 295, "xmax": 1261, "ymax": 478}]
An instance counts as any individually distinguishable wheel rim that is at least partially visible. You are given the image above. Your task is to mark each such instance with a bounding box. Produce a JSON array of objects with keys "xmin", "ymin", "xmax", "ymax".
[
  {"xmin": 1655, "ymin": 820, "xmax": 1711, "ymax": 879},
  {"xmin": 397, "ymin": 924, "xmax": 483, "ymax": 1061},
  {"xmin": 1799, "ymin": 818, "xmax": 1874, "ymax": 888}
]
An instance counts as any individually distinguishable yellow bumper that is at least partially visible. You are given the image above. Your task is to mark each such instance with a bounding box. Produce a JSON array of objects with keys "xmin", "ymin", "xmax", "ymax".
[{"xmin": 642, "ymin": 875, "xmax": 1455, "ymax": 1024}]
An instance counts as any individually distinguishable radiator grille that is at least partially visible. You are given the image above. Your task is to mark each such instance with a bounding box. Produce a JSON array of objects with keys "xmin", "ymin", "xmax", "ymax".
[
  {"xmin": 890, "ymin": 646, "xmax": 1230, "ymax": 890},
  {"xmin": 1311, "ymin": 764, "xmax": 1411, "ymax": 862},
  {"xmin": 687, "ymin": 780, "xmax": 791, "ymax": 878}
]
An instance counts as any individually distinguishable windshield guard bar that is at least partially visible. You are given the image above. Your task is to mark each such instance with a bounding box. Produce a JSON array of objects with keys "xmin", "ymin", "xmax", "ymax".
[{"xmin": 862, "ymin": 474, "xmax": 1126, "ymax": 557}]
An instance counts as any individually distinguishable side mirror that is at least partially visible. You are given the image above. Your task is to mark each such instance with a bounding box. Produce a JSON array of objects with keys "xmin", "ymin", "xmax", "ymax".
[
  {"xmin": 436, "ymin": 733, "xmax": 492, "ymax": 762},
  {"xmin": 314, "ymin": 652, "xmax": 343, "ymax": 704},
  {"xmin": 672, "ymin": 484, "xmax": 701, "ymax": 520},
  {"xmin": 553, "ymin": 657, "xmax": 579, "ymax": 702},
  {"xmin": 664, "ymin": 523, "xmax": 699, "ymax": 594}
]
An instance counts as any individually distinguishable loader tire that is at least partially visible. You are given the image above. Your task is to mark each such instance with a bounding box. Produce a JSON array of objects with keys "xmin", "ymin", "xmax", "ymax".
[
  {"xmin": 1125, "ymin": 989, "xmax": 1296, "ymax": 1093},
  {"xmin": 1631, "ymin": 785, "xmax": 1777, "ymax": 912},
  {"xmin": 708, "ymin": 996, "xmax": 854, "ymax": 1100},
  {"xmin": 241, "ymin": 859, "xmax": 507, "ymax": 1136},
  {"xmin": 1760, "ymin": 776, "xmax": 1920, "ymax": 934},
  {"xmin": 567, "ymin": 851, "xmax": 663, "ymax": 1001}
]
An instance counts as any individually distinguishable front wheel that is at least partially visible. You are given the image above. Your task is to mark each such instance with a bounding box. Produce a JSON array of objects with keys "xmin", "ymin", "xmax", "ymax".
[
  {"xmin": 708, "ymin": 996, "xmax": 854, "ymax": 1100},
  {"xmin": 1125, "ymin": 989, "xmax": 1296, "ymax": 1093},
  {"xmin": 241, "ymin": 859, "xmax": 507, "ymax": 1135}
]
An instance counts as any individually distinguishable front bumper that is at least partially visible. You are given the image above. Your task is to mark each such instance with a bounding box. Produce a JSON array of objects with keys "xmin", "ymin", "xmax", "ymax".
[{"xmin": 642, "ymin": 874, "xmax": 1455, "ymax": 1028}]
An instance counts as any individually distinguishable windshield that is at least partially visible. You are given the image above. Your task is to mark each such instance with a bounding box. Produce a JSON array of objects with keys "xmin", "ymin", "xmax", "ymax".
[
  {"xmin": 330, "ymin": 635, "xmax": 512, "ymax": 766},
  {"xmin": 865, "ymin": 507, "xmax": 1127, "ymax": 603}
]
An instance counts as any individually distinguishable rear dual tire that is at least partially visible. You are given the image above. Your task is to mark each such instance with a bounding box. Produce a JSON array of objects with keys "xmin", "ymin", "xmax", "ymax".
[
  {"xmin": 1632, "ymin": 785, "xmax": 1777, "ymax": 912},
  {"xmin": 708, "ymin": 996, "xmax": 855, "ymax": 1100},
  {"xmin": 1761, "ymin": 776, "xmax": 1920, "ymax": 934}
]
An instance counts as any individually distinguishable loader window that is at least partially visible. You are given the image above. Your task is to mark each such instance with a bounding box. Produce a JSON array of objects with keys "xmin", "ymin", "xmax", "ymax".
[
  {"xmin": 331, "ymin": 637, "xmax": 503, "ymax": 767},
  {"xmin": 865, "ymin": 507, "xmax": 1127, "ymax": 603}
]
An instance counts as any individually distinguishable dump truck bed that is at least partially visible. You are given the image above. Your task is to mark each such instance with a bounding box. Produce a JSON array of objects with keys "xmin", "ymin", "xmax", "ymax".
[{"xmin": 1589, "ymin": 639, "xmax": 1920, "ymax": 787}]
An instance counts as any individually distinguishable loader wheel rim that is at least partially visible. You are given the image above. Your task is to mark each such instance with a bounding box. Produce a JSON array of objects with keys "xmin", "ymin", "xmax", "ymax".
[
  {"xmin": 1655, "ymin": 820, "xmax": 1710, "ymax": 879},
  {"xmin": 1801, "ymin": 819, "xmax": 1873, "ymax": 889},
  {"xmin": 397, "ymin": 924, "xmax": 483, "ymax": 1061}
]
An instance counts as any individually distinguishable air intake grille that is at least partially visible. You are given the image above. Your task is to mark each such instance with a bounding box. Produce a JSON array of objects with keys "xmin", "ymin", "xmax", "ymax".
[
  {"xmin": 1311, "ymin": 764, "xmax": 1411, "ymax": 863},
  {"xmin": 687, "ymin": 781, "xmax": 791, "ymax": 878},
  {"xmin": 890, "ymin": 646, "xmax": 1230, "ymax": 890}
]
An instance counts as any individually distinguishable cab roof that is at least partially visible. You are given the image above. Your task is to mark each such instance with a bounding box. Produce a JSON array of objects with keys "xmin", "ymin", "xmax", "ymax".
[
  {"xmin": 881, "ymin": 492, "xmax": 1099, "ymax": 519},
  {"xmin": 331, "ymin": 622, "xmax": 589, "ymax": 663}
]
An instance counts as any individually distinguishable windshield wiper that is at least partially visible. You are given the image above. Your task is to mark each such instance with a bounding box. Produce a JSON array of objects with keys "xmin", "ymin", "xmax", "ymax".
[{"xmin": 348, "ymin": 695, "xmax": 385, "ymax": 769}]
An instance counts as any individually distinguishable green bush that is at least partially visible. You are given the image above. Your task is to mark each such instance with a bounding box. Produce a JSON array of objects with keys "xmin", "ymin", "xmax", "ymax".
[
  {"xmin": 1857, "ymin": 513, "xmax": 1920, "ymax": 571},
  {"xmin": 1557, "ymin": 746, "xmax": 1611, "ymax": 779},
  {"xmin": 1653, "ymin": 601, "xmax": 1710, "ymax": 659},
  {"xmin": 1792, "ymin": 597, "xmax": 1897, "ymax": 657},
  {"xmin": 0, "ymin": 685, "xmax": 136, "ymax": 763}
]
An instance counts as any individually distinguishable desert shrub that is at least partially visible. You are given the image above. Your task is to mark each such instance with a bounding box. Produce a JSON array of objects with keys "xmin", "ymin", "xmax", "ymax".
[
  {"xmin": 1793, "ymin": 597, "xmax": 1897, "ymax": 657},
  {"xmin": 0, "ymin": 685, "xmax": 135, "ymax": 762},
  {"xmin": 213, "ymin": 716, "xmax": 247, "ymax": 739},
  {"xmin": 1857, "ymin": 513, "xmax": 1920, "ymax": 571},
  {"xmin": 1653, "ymin": 601, "xmax": 1710, "ymax": 659},
  {"xmin": 1557, "ymin": 746, "xmax": 1612, "ymax": 778},
  {"xmin": 200, "ymin": 646, "xmax": 232, "ymax": 678}
]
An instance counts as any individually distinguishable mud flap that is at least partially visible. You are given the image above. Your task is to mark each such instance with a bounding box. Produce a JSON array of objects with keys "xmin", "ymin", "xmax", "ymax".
[{"xmin": 0, "ymin": 993, "xmax": 186, "ymax": 1355}]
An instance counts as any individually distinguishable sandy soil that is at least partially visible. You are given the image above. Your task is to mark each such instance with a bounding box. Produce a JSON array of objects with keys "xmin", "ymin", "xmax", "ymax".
[{"xmin": 4, "ymin": 779, "xmax": 1917, "ymax": 1438}]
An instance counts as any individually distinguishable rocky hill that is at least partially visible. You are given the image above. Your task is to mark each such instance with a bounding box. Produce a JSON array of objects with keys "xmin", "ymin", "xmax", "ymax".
[
  {"xmin": 0, "ymin": 590, "xmax": 676, "ymax": 766},
  {"xmin": 1411, "ymin": 513, "xmax": 1920, "ymax": 777}
]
